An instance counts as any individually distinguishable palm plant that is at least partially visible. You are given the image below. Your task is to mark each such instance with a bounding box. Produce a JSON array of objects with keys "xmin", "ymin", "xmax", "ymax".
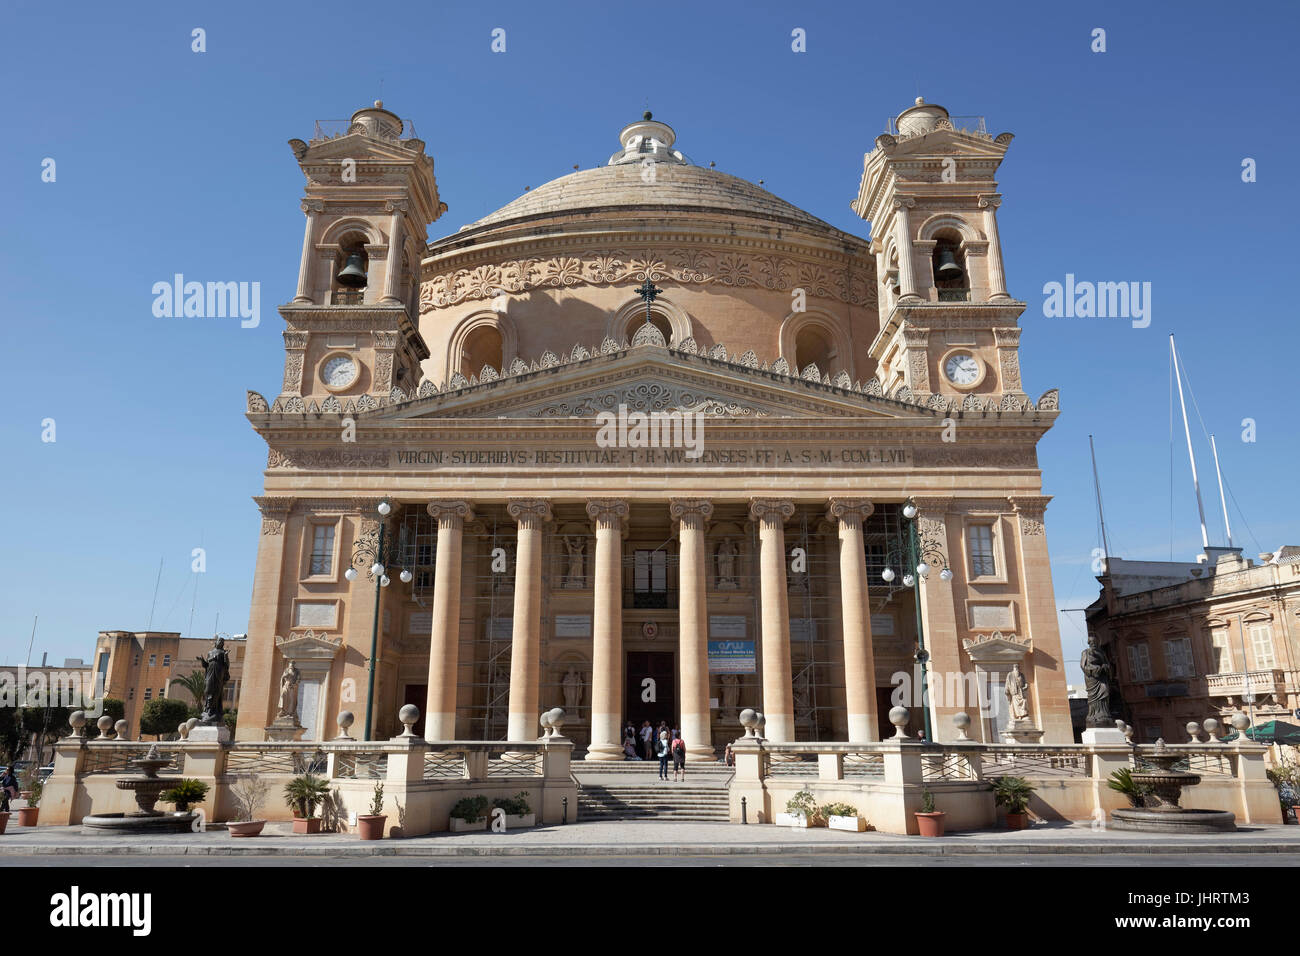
[
  {"xmin": 1107, "ymin": 767, "xmax": 1150, "ymax": 808},
  {"xmin": 283, "ymin": 773, "xmax": 330, "ymax": 819},
  {"xmin": 991, "ymin": 775, "xmax": 1036, "ymax": 813},
  {"xmin": 169, "ymin": 670, "xmax": 206, "ymax": 711}
]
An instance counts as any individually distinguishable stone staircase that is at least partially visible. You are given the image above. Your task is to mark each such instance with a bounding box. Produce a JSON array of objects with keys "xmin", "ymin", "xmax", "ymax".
[{"xmin": 574, "ymin": 763, "xmax": 734, "ymax": 822}]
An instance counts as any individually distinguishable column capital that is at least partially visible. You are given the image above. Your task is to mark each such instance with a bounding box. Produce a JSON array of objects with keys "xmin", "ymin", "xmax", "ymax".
[
  {"xmin": 384, "ymin": 199, "xmax": 410, "ymax": 214},
  {"xmin": 507, "ymin": 498, "xmax": 553, "ymax": 527},
  {"xmin": 749, "ymin": 497, "xmax": 795, "ymax": 525},
  {"xmin": 892, "ymin": 196, "xmax": 917, "ymax": 210},
  {"xmin": 978, "ymin": 193, "xmax": 1003, "ymax": 209},
  {"xmin": 253, "ymin": 496, "xmax": 294, "ymax": 535},
  {"xmin": 427, "ymin": 500, "xmax": 475, "ymax": 526},
  {"xmin": 1009, "ymin": 495, "xmax": 1051, "ymax": 535},
  {"xmin": 669, "ymin": 498, "xmax": 714, "ymax": 524},
  {"xmin": 300, "ymin": 198, "xmax": 325, "ymax": 214},
  {"xmin": 826, "ymin": 497, "xmax": 875, "ymax": 526},
  {"xmin": 586, "ymin": 498, "xmax": 629, "ymax": 530}
]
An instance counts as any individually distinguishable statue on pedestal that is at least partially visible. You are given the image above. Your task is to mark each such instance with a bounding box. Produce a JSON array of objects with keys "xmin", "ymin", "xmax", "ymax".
[
  {"xmin": 563, "ymin": 536, "xmax": 585, "ymax": 588},
  {"xmin": 1005, "ymin": 662, "xmax": 1030, "ymax": 722},
  {"xmin": 276, "ymin": 661, "xmax": 301, "ymax": 720},
  {"xmin": 562, "ymin": 669, "xmax": 584, "ymax": 711},
  {"xmin": 720, "ymin": 673, "xmax": 740, "ymax": 719},
  {"xmin": 197, "ymin": 637, "xmax": 230, "ymax": 726},
  {"xmin": 716, "ymin": 538, "xmax": 739, "ymax": 589},
  {"xmin": 1081, "ymin": 634, "xmax": 1115, "ymax": 727}
]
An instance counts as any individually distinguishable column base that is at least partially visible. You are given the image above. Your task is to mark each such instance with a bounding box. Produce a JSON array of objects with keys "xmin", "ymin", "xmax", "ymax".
[
  {"xmin": 584, "ymin": 743, "xmax": 626, "ymax": 761},
  {"xmin": 685, "ymin": 744, "xmax": 718, "ymax": 765}
]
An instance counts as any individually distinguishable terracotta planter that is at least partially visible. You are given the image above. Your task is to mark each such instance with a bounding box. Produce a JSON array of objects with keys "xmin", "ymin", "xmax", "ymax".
[
  {"xmin": 914, "ymin": 811, "xmax": 945, "ymax": 837},
  {"xmin": 0, "ymin": 812, "xmax": 9, "ymax": 834},
  {"xmin": 1004, "ymin": 811, "xmax": 1029, "ymax": 830},
  {"xmin": 357, "ymin": 815, "xmax": 387, "ymax": 840},
  {"xmin": 228, "ymin": 820, "xmax": 266, "ymax": 838},
  {"xmin": 292, "ymin": 816, "xmax": 321, "ymax": 834}
]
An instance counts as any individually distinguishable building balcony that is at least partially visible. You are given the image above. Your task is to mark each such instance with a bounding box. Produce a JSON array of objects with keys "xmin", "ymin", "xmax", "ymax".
[{"xmin": 1205, "ymin": 669, "xmax": 1286, "ymax": 702}]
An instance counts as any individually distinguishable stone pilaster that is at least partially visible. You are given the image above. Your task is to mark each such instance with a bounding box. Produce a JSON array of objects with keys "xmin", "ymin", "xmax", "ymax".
[
  {"xmin": 424, "ymin": 500, "xmax": 475, "ymax": 740},
  {"xmin": 670, "ymin": 498, "xmax": 715, "ymax": 760},
  {"xmin": 750, "ymin": 497, "xmax": 796, "ymax": 742},
  {"xmin": 506, "ymin": 499, "xmax": 551, "ymax": 741},
  {"xmin": 585, "ymin": 498, "xmax": 629, "ymax": 760}
]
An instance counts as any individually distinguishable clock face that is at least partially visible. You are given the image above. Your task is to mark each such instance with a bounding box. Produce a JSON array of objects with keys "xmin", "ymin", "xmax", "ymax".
[
  {"xmin": 944, "ymin": 352, "xmax": 981, "ymax": 386},
  {"xmin": 322, "ymin": 355, "xmax": 358, "ymax": 389}
]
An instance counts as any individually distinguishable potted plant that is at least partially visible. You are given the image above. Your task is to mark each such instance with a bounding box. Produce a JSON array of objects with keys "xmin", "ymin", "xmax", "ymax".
[
  {"xmin": 227, "ymin": 776, "xmax": 269, "ymax": 837},
  {"xmin": 991, "ymin": 775, "xmax": 1036, "ymax": 829},
  {"xmin": 776, "ymin": 790, "xmax": 819, "ymax": 828},
  {"xmin": 491, "ymin": 791, "xmax": 535, "ymax": 829},
  {"xmin": 822, "ymin": 801, "xmax": 869, "ymax": 832},
  {"xmin": 357, "ymin": 782, "xmax": 387, "ymax": 841},
  {"xmin": 16, "ymin": 775, "xmax": 41, "ymax": 827},
  {"xmin": 448, "ymin": 795, "xmax": 490, "ymax": 832},
  {"xmin": 159, "ymin": 778, "xmax": 210, "ymax": 814},
  {"xmin": 284, "ymin": 773, "xmax": 330, "ymax": 834},
  {"xmin": 914, "ymin": 788, "xmax": 945, "ymax": 837},
  {"xmin": 1107, "ymin": 767, "xmax": 1151, "ymax": 808},
  {"xmin": 1267, "ymin": 766, "xmax": 1300, "ymax": 824}
]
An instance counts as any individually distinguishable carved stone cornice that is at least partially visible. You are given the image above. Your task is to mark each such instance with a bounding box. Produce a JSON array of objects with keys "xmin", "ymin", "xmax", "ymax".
[
  {"xmin": 253, "ymin": 496, "xmax": 294, "ymax": 535},
  {"xmin": 962, "ymin": 630, "xmax": 1031, "ymax": 665},
  {"xmin": 507, "ymin": 498, "xmax": 553, "ymax": 528},
  {"xmin": 669, "ymin": 498, "xmax": 714, "ymax": 526},
  {"xmin": 826, "ymin": 498, "xmax": 875, "ymax": 526},
  {"xmin": 749, "ymin": 498, "xmax": 796, "ymax": 525},
  {"xmin": 1009, "ymin": 495, "xmax": 1051, "ymax": 535},
  {"xmin": 427, "ymin": 500, "xmax": 475, "ymax": 528},
  {"xmin": 911, "ymin": 496, "xmax": 954, "ymax": 515}
]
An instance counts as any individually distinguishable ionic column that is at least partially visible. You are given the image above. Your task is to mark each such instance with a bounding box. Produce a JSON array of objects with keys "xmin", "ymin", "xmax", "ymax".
[
  {"xmin": 424, "ymin": 500, "xmax": 475, "ymax": 740},
  {"xmin": 893, "ymin": 197, "xmax": 921, "ymax": 301},
  {"xmin": 294, "ymin": 200, "xmax": 323, "ymax": 303},
  {"xmin": 506, "ymin": 499, "xmax": 551, "ymax": 741},
  {"xmin": 671, "ymin": 498, "xmax": 714, "ymax": 760},
  {"xmin": 585, "ymin": 498, "xmax": 628, "ymax": 760},
  {"xmin": 980, "ymin": 194, "xmax": 1010, "ymax": 300},
  {"xmin": 382, "ymin": 200, "xmax": 406, "ymax": 304},
  {"xmin": 828, "ymin": 498, "xmax": 879, "ymax": 742},
  {"xmin": 749, "ymin": 498, "xmax": 796, "ymax": 742}
]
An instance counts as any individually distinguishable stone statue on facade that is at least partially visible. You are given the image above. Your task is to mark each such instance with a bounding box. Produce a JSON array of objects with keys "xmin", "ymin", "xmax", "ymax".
[
  {"xmin": 197, "ymin": 636, "xmax": 230, "ymax": 726},
  {"xmin": 276, "ymin": 660, "xmax": 300, "ymax": 719},
  {"xmin": 1081, "ymin": 634, "xmax": 1115, "ymax": 727},
  {"xmin": 562, "ymin": 669, "xmax": 583, "ymax": 710},
  {"xmin": 563, "ymin": 536, "xmax": 585, "ymax": 588},
  {"xmin": 1004, "ymin": 662, "xmax": 1030, "ymax": 722},
  {"xmin": 716, "ymin": 538, "xmax": 739, "ymax": 589},
  {"xmin": 720, "ymin": 673, "xmax": 740, "ymax": 719}
]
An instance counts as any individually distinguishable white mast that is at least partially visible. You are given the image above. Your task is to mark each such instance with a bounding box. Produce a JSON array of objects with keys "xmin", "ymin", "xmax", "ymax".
[
  {"xmin": 1169, "ymin": 335, "xmax": 1210, "ymax": 552},
  {"xmin": 1088, "ymin": 435, "xmax": 1111, "ymax": 571},
  {"xmin": 1210, "ymin": 434, "xmax": 1234, "ymax": 549}
]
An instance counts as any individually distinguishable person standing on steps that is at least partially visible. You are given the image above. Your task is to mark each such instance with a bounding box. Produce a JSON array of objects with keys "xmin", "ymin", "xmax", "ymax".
[
  {"xmin": 640, "ymin": 720, "xmax": 654, "ymax": 761},
  {"xmin": 671, "ymin": 730, "xmax": 686, "ymax": 781},
  {"xmin": 656, "ymin": 730, "xmax": 671, "ymax": 781}
]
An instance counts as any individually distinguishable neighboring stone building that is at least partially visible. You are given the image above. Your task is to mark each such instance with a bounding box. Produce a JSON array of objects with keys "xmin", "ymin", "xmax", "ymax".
[
  {"xmin": 1085, "ymin": 548, "xmax": 1300, "ymax": 742},
  {"xmin": 238, "ymin": 97, "xmax": 1074, "ymax": 750},
  {"xmin": 92, "ymin": 631, "xmax": 247, "ymax": 738}
]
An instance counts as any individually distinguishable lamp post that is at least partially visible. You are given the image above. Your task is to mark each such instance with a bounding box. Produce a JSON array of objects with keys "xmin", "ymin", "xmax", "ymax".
[
  {"xmin": 880, "ymin": 501, "xmax": 952, "ymax": 742},
  {"xmin": 344, "ymin": 499, "xmax": 413, "ymax": 740}
]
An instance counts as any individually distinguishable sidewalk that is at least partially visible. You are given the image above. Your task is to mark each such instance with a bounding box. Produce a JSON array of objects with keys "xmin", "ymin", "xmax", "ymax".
[{"xmin": 3, "ymin": 821, "xmax": 1300, "ymax": 857}]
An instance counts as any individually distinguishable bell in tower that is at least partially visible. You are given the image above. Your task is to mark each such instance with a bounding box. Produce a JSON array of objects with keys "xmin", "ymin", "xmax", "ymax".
[{"xmin": 336, "ymin": 251, "xmax": 368, "ymax": 288}]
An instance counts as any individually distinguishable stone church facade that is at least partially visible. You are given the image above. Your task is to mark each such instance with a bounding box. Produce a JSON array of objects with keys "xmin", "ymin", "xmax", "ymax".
[{"xmin": 236, "ymin": 97, "xmax": 1074, "ymax": 753}]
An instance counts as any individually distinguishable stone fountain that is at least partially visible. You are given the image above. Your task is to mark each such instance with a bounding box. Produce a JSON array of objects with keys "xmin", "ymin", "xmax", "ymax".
[
  {"xmin": 1109, "ymin": 739, "xmax": 1236, "ymax": 833},
  {"xmin": 81, "ymin": 745, "xmax": 197, "ymax": 834}
]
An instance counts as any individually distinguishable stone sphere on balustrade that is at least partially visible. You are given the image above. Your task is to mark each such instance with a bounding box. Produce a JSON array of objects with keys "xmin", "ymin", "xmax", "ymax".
[
  {"xmin": 398, "ymin": 704, "xmax": 420, "ymax": 732},
  {"xmin": 739, "ymin": 709, "xmax": 757, "ymax": 734},
  {"xmin": 114, "ymin": 719, "xmax": 129, "ymax": 740},
  {"xmin": 1231, "ymin": 712, "xmax": 1250, "ymax": 732},
  {"xmin": 547, "ymin": 707, "xmax": 566, "ymax": 733},
  {"xmin": 952, "ymin": 711, "xmax": 971, "ymax": 739},
  {"xmin": 338, "ymin": 710, "xmax": 355, "ymax": 733},
  {"xmin": 96, "ymin": 715, "xmax": 114, "ymax": 737},
  {"xmin": 69, "ymin": 711, "xmax": 87, "ymax": 734},
  {"xmin": 1203, "ymin": 717, "xmax": 1221, "ymax": 737},
  {"xmin": 888, "ymin": 706, "xmax": 910, "ymax": 735},
  {"xmin": 540, "ymin": 711, "xmax": 554, "ymax": 732}
]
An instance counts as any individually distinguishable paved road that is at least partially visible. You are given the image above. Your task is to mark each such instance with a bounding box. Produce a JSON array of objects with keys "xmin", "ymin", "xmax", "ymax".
[{"xmin": 4, "ymin": 852, "xmax": 1296, "ymax": 867}]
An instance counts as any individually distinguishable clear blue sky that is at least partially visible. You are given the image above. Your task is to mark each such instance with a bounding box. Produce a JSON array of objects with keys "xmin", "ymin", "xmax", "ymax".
[{"xmin": 3, "ymin": 0, "xmax": 1297, "ymax": 688}]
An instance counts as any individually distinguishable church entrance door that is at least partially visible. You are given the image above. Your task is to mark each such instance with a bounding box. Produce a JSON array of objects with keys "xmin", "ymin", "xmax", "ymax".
[{"xmin": 625, "ymin": 651, "xmax": 675, "ymax": 731}]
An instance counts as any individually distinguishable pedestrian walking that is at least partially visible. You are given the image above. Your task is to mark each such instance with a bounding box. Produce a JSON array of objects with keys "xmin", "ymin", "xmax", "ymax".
[
  {"xmin": 671, "ymin": 731, "xmax": 686, "ymax": 780},
  {"xmin": 656, "ymin": 731, "xmax": 671, "ymax": 780}
]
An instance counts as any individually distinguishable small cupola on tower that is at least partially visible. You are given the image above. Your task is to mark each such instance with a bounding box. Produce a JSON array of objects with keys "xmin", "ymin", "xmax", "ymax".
[{"xmin": 607, "ymin": 111, "xmax": 689, "ymax": 166}]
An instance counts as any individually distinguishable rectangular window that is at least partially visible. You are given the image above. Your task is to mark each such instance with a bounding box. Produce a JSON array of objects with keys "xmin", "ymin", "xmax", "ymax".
[
  {"xmin": 310, "ymin": 524, "xmax": 336, "ymax": 576},
  {"xmin": 1249, "ymin": 624, "xmax": 1276, "ymax": 669},
  {"xmin": 144, "ymin": 688, "xmax": 152, "ymax": 701},
  {"xmin": 162, "ymin": 654, "xmax": 171, "ymax": 667},
  {"xmin": 1210, "ymin": 630, "xmax": 1232, "ymax": 673},
  {"xmin": 149, "ymin": 654, "xmax": 156, "ymax": 666},
  {"xmin": 1127, "ymin": 643, "xmax": 1152, "ymax": 682},
  {"xmin": 1164, "ymin": 637, "xmax": 1194, "ymax": 678},
  {"xmin": 968, "ymin": 524, "xmax": 996, "ymax": 577},
  {"xmin": 159, "ymin": 687, "xmax": 166, "ymax": 698},
  {"xmin": 128, "ymin": 688, "xmax": 135, "ymax": 700},
  {"xmin": 133, "ymin": 654, "xmax": 140, "ymax": 666},
  {"xmin": 634, "ymin": 550, "xmax": 667, "ymax": 592}
]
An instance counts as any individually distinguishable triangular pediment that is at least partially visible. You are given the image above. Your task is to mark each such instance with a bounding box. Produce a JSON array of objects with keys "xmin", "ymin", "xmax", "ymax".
[{"xmin": 377, "ymin": 344, "xmax": 931, "ymax": 421}]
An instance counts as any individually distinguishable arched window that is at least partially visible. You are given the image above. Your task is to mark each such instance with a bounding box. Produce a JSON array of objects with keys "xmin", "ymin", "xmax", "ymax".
[
  {"xmin": 607, "ymin": 296, "xmax": 692, "ymax": 348},
  {"xmin": 931, "ymin": 232, "xmax": 968, "ymax": 302},
  {"xmin": 779, "ymin": 311, "xmax": 853, "ymax": 380},
  {"xmin": 462, "ymin": 325, "xmax": 504, "ymax": 378},
  {"xmin": 625, "ymin": 310, "xmax": 674, "ymax": 346},
  {"xmin": 794, "ymin": 326, "xmax": 837, "ymax": 376},
  {"xmin": 332, "ymin": 235, "xmax": 370, "ymax": 304}
]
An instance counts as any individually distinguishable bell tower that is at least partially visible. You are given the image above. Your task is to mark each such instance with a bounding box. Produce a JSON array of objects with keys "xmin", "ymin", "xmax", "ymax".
[
  {"xmin": 852, "ymin": 98, "xmax": 1025, "ymax": 406},
  {"xmin": 275, "ymin": 101, "xmax": 445, "ymax": 406}
]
